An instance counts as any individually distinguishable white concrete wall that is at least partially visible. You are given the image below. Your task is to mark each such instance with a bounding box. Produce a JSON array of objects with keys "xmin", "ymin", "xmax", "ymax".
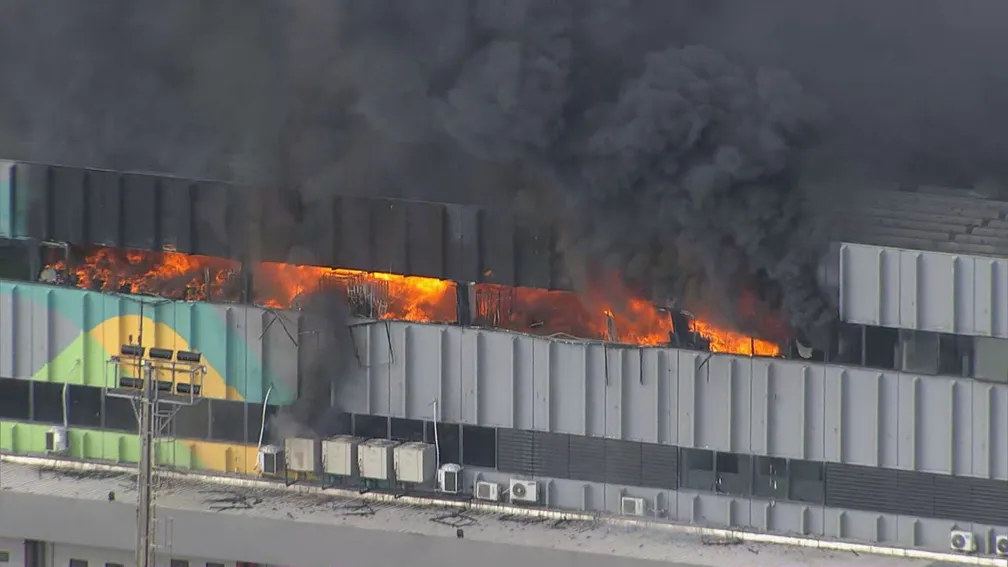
[{"xmin": 0, "ymin": 537, "xmax": 24, "ymax": 567}]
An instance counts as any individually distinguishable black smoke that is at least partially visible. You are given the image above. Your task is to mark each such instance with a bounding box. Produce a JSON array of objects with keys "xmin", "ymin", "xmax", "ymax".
[{"xmin": 3, "ymin": 0, "xmax": 1008, "ymax": 348}]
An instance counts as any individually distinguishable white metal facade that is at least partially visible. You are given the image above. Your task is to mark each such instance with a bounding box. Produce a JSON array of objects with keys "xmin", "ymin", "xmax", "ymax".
[
  {"xmin": 838, "ymin": 242, "xmax": 1008, "ymax": 337},
  {"xmin": 342, "ymin": 321, "xmax": 1008, "ymax": 479}
]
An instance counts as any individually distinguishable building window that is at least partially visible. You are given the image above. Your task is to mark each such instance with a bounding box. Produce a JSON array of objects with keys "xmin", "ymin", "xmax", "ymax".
[
  {"xmin": 69, "ymin": 559, "xmax": 88, "ymax": 567},
  {"xmin": 679, "ymin": 448, "xmax": 714, "ymax": 491},
  {"xmin": 209, "ymin": 399, "xmax": 246, "ymax": 443},
  {"xmin": 353, "ymin": 414, "xmax": 389, "ymax": 439},
  {"xmin": 390, "ymin": 417, "xmax": 424, "ymax": 441},
  {"xmin": 0, "ymin": 550, "xmax": 10, "ymax": 563},
  {"xmin": 206, "ymin": 563, "xmax": 225, "ymax": 567},
  {"xmin": 425, "ymin": 422, "xmax": 460, "ymax": 464},
  {"xmin": 105, "ymin": 563, "xmax": 124, "ymax": 567},
  {"xmin": 0, "ymin": 378, "xmax": 30, "ymax": 421},
  {"xmin": 67, "ymin": 384, "xmax": 102, "ymax": 428},
  {"xmin": 789, "ymin": 459, "xmax": 825, "ymax": 504},
  {"xmin": 173, "ymin": 402, "xmax": 211, "ymax": 440},
  {"xmin": 752, "ymin": 456, "xmax": 788, "ymax": 500},
  {"xmin": 170, "ymin": 560, "xmax": 189, "ymax": 567},
  {"xmin": 103, "ymin": 393, "xmax": 138, "ymax": 432},
  {"xmin": 32, "ymin": 381, "xmax": 65, "ymax": 424},
  {"xmin": 461, "ymin": 425, "xmax": 496, "ymax": 468},
  {"xmin": 715, "ymin": 452, "xmax": 752, "ymax": 496}
]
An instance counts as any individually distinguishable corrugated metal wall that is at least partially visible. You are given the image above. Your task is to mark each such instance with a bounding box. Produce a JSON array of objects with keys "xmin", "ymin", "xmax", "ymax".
[
  {"xmin": 838, "ymin": 242, "xmax": 1008, "ymax": 338},
  {"xmin": 0, "ymin": 281, "xmax": 299, "ymax": 404},
  {"xmin": 341, "ymin": 321, "xmax": 1008, "ymax": 480},
  {"xmin": 2, "ymin": 161, "xmax": 568, "ymax": 290}
]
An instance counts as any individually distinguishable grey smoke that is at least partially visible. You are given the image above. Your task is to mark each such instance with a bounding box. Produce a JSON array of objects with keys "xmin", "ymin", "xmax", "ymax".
[
  {"xmin": 268, "ymin": 287, "xmax": 357, "ymax": 441},
  {"xmin": 3, "ymin": 1, "xmax": 1008, "ymax": 348}
]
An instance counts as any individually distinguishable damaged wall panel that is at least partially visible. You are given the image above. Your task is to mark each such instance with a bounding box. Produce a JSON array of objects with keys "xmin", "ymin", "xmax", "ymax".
[{"xmin": 6, "ymin": 161, "xmax": 569, "ymax": 290}]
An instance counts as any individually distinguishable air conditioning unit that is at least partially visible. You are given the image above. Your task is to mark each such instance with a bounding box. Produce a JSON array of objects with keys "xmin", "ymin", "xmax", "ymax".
[
  {"xmin": 322, "ymin": 435, "xmax": 363, "ymax": 477},
  {"xmin": 474, "ymin": 481, "xmax": 500, "ymax": 502},
  {"xmin": 620, "ymin": 496, "xmax": 647, "ymax": 517},
  {"xmin": 950, "ymin": 530, "xmax": 977, "ymax": 553},
  {"xmin": 437, "ymin": 463, "xmax": 463, "ymax": 494},
  {"xmin": 258, "ymin": 445, "xmax": 284, "ymax": 475},
  {"xmin": 358, "ymin": 439, "xmax": 398, "ymax": 481},
  {"xmin": 45, "ymin": 427, "xmax": 69, "ymax": 453},
  {"xmin": 995, "ymin": 535, "xmax": 1008, "ymax": 557},
  {"xmin": 393, "ymin": 442, "xmax": 437, "ymax": 485},
  {"xmin": 509, "ymin": 479, "xmax": 539, "ymax": 504},
  {"xmin": 284, "ymin": 437, "xmax": 322, "ymax": 474}
]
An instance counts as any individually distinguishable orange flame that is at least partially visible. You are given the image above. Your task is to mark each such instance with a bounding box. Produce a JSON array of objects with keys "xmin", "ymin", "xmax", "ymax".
[{"xmin": 44, "ymin": 245, "xmax": 781, "ymax": 356}]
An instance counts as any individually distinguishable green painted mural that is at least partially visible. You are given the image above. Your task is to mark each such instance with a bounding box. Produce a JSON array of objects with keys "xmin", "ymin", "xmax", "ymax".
[
  {"xmin": 0, "ymin": 280, "xmax": 298, "ymax": 404},
  {"xmin": 0, "ymin": 420, "xmax": 263, "ymax": 475}
]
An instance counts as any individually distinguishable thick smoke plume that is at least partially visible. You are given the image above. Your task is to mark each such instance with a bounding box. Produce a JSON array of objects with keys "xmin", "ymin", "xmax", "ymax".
[
  {"xmin": 3, "ymin": 0, "xmax": 1008, "ymax": 358},
  {"xmin": 268, "ymin": 288, "xmax": 357, "ymax": 441}
]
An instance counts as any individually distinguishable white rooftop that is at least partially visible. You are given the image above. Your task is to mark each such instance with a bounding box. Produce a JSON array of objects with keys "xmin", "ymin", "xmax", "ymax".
[{"xmin": 0, "ymin": 457, "xmax": 961, "ymax": 567}]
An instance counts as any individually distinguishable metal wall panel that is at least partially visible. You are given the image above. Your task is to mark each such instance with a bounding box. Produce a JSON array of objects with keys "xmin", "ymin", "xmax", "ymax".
[
  {"xmin": 8, "ymin": 161, "xmax": 569, "ymax": 289},
  {"xmin": 531, "ymin": 431, "xmax": 570, "ymax": 479},
  {"xmin": 0, "ymin": 280, "xmax": 299, "ymax": 405},
  {"xmin": 345, "ymin": 321, "xmax": 1008, "ymax": 480},
  {"xmin": 496, "ymin": 428, "xmax": 534, "ymax": 475},
  {"xmin": 838, "ymin": 242, "xmax": 1008, "ymax": 338},
  {"xmin": 568, "ymin": 435, "xmax": 606, "ymax": 482},
  {"xmin": 604, "ymin": 438, "xmax": 642, "ymax": 487}
]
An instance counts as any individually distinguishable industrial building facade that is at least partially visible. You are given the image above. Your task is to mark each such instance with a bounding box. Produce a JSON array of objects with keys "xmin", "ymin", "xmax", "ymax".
[{"xmin": 0, "ymin": 160, "xmax": 1007, "ymax": 557}]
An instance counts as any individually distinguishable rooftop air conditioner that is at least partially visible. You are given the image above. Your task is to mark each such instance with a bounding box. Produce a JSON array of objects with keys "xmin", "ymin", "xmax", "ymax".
[
  {"xmin": 438, "ymin": 464, "xmax": 463, "ymax": 494},
  {"xmin": 46, "ymin": 427, "xmax": 68, "ymax": 453},
  {"xmin": 393, "ymin": 442, "xmax": 437, "ymax": 485},
  {"xmin": 620, "ymin": 496, "xmax": 647, "ymax": 517},
  {"xmin": 258, "ymin": 445, "xmax": 283, "ymax": 476},
  {"xmin": 995, "ymin": 535, "xmax": 1008, "ymax": 557},
  {"xmin": 950, "ymin": 530, "xmax": 977, "ymax": 553},
  {"xmin": 322, "ymin": 435, "xmax": 363, "ymax": 477},
  {"xmin": 474, "ymin": 481, "xmax": 500, "ymax": 502},
  {"xmin": 358, "ymin": 439, "xmax": 398, "ymax": 481},
  {"xmin": 509, "ymin": 479, "xmax": 539, "ymax": 504},
  {"xmin": 284, "ymin": 437, "xmax": 322, "ymax": 474}
]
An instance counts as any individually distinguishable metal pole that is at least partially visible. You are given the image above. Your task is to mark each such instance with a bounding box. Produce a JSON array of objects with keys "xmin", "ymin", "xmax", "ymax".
[{"xmin": 136, "ymin": 361, "xmax": 156, "ymax": 567}]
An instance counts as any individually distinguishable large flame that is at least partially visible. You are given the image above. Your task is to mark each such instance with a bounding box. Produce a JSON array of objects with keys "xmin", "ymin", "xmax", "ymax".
[{"xmin": 45, "ymin": 245, "xmax": 780, "ymax": 356}]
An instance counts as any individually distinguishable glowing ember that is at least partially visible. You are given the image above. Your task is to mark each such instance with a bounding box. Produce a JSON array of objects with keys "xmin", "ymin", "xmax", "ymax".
[{"xmin": 43, "ymin": 245, "xmax": 781, "ymax": 357}]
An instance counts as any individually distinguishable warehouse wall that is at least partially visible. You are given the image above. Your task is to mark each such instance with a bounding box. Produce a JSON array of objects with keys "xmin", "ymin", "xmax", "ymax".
[
  {"xmin": 838, "ymin": 242, "xmax": 1008, "ymax": 338},
  {"xmin": 0, "ymin": 280, "xmax": 298, "ymax": 404},
  {"xmin": 341, "ymin": 321, "xmax": 1008, "ymax": 480}
]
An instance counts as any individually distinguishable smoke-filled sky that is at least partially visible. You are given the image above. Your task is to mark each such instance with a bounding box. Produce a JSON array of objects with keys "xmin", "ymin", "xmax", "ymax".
[{"xmin": 2, "ymin": 0, "xmax": 1007, "ymax": 348}]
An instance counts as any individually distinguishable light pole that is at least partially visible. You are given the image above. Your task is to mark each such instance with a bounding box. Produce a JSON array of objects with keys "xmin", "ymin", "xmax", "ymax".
[{"xmin": 108, "ymin": 345, "xmax": 206, "ymax": 567}]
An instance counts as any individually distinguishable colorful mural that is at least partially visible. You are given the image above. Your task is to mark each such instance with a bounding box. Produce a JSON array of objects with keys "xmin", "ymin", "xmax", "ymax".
[
  {"xmin": 0, "ymin": 420, "xmax": 261, "ymax": 474},
  {"xmin": 0, "ymin": 281, "xmax": 298, "ymax": 404}
]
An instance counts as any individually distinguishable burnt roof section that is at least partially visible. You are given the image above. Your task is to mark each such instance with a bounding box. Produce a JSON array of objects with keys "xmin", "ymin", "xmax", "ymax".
[
  {"xmin": 829, "ymin": 185, "xmax": 1008, "ymax": 258},
  {"xmin": 7, "ymin": 161, "xmax": 571, "ymax": 290}
]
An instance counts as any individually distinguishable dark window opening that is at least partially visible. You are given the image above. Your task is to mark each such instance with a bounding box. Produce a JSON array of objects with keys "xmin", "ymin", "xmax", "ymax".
[
  {"xmin": 830, "ymin": 323, "xmax": 864, "ymax": 366},
  {"xmin": 864, "ymin": 326, "xmax": 898, "ymax": 370},
  {"xmin": 789, "ymin": 459, "xmax": 825, "ymax": 504},
  {"xmin": 0, "ymin": 550, "xmax": 9, "ymax": 563},
  {"xmin": 66, "ymin": 384, "xmax": 102, "ymax": 428},
  {"xmin": 752, "ymin": 456, "xmax": 789, "ymax": 500},
  {"xmin": 0, "ymin": 378, "xmax": 30, "ymax": 420},
  {"xmin": 170, "ymin": 560, "xmax": 189, "ymax": 567},
  {"xmin": 246, "ymin": 403, "xmax": 271, "ymax": 444},
  {"xmin": 679, "ymin": 448, "xmax": 715, "ymax": 491},
  {"xmin": 353, "ymin": 414, "xmax": 389, "ymax": 439},
  {"xmin": 105, "ymin": 563, "xmax": 124, "ymax": 567},
  {"xmin": 425, "ymin": 421, "xmax": 461, "ymax": 464},
  {"xmin": 715, "ymin": 452, "xmax": 738, "ymax": 474},
  {"xmin": 390, "ymin": 417, "xmax": 425, "ymax": 441},
  {"xmin": 461, "ymin": 425, "xmax": 496, "ymax": 468},
  {"xmin": 715, "ymin": 452, "xmax": 752, "ymax": 496},
  {"xmin": 209, "ymin": 399, "xmax": 246, "ymax": 443},
  {"xmin": 69, "ymin": 560, "xmax": 88, "ymax": 567},
  {"xmin": 103, "ymin": 394, "xmax": 138, "ymax": 432},
  {"xmin": 173, "ymin": 402, "xmax": 210, "ymax": 440},
  {"xmin": 32, "ymin": 381, "xmax": 65, "ymax": 424},
  {"xmin": 0, "ymin": 239, "xmax": 31, "ymax": 281},
  {"xmin": 206, "ymin": 563, "xmax": 225, "ymax": 567}
]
